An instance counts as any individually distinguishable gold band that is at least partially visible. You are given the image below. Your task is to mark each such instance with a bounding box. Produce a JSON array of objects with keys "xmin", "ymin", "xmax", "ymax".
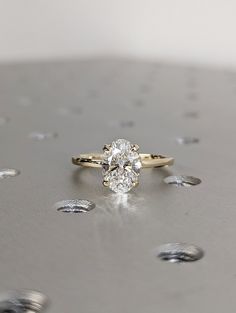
[{"xmin": 72, "ymin": 153, "xmax": 174, "ymax": 168}]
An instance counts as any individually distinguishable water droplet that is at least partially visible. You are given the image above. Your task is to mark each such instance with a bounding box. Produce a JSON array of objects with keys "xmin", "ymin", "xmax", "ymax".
[
  {"xmin": 0, "ymin": 169, "xmax": 20, "ymax": 179},
  {"xmin": 164, "ymin": 175, "xmax": 201, "ymax": 187},
  {"xmin": 29, "ymin": 132, "xmax": 58, "ymax": 141},
  {"xmin": 55, "ymin": 199, "xmax": 96, "ymax": 213},
  {"xmin": 156, "ymin": 243, "xmax": 204, "ymax": 263}
]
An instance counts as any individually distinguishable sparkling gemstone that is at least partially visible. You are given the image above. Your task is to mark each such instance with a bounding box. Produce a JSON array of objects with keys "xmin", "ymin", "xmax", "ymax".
[{"xmin": 102, "ymin": 139, "xmax": 142, "ymax": 193}]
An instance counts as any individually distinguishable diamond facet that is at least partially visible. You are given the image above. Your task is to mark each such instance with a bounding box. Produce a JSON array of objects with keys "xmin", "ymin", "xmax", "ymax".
[{"xmin": 102, "ymin": 139, "xmax": 142, "ymax": 193}]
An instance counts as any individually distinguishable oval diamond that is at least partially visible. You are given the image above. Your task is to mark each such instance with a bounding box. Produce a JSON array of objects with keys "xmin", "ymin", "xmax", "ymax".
[{"xmin": 102, "ymin": 139, "xmax": 142, "ymax": 193}]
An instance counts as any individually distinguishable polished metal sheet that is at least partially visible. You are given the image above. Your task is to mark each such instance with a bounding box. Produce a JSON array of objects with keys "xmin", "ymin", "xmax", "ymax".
[{"xmin": 0, "ymin": 59, "xmax": 235, "ymax": 313}]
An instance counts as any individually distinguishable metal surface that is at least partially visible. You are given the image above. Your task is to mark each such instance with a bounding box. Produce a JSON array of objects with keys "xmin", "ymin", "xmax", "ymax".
[{"xmin": 0, "ymin": 58, "xmax": 235, "ymax": 313}]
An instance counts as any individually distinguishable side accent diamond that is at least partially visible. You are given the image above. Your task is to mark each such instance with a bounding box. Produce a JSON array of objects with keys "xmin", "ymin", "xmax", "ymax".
[{"xmin": 102, "ymin": 139, "xmax": 142, "ymax": 193}]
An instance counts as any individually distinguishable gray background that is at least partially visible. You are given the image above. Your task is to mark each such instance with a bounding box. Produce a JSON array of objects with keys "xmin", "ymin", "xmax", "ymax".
[
  {"xmin": 0, "ymin": 1, "xmax": 236, "ymax": 67},
  {"xmin": 0, "ymin": 59, "xmax": 235, "ymax": 312}
]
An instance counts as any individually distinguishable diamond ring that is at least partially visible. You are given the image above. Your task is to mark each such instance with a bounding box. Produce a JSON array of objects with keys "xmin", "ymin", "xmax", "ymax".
[{"xmin": 72, "ymin": 139, "xmax": 174, "ymax": 193}]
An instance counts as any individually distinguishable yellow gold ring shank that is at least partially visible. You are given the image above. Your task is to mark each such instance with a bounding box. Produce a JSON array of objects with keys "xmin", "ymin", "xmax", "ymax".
[
  {"xmin": 72, "ymin": 153, "xmax": 174, "ymax": 168},
  {"xmin": 72, "ymin": 138, "xmax": 174, "ymax": 193}
]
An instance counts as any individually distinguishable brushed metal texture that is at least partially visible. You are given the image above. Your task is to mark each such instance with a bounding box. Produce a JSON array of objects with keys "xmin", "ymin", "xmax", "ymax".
[{"xmin": 0, "ymin": 59, "xmax": 235, "ymax": 313}]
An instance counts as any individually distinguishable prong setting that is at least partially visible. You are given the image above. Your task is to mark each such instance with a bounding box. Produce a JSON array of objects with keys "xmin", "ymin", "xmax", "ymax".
[
  {"xmin": 103, "ymin": 180, "xmax": 109, "ymax": 187},
  {"xmin": 102, "ymin": 139, "xmax": 141, "ymax": 193},
  {"xmin": 132, "ymin": 144, "xmax": 140, "ymax": 152},
  {"xmin": 103, "ymin": 144, "xmax": 111, "ymax": 152}
]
